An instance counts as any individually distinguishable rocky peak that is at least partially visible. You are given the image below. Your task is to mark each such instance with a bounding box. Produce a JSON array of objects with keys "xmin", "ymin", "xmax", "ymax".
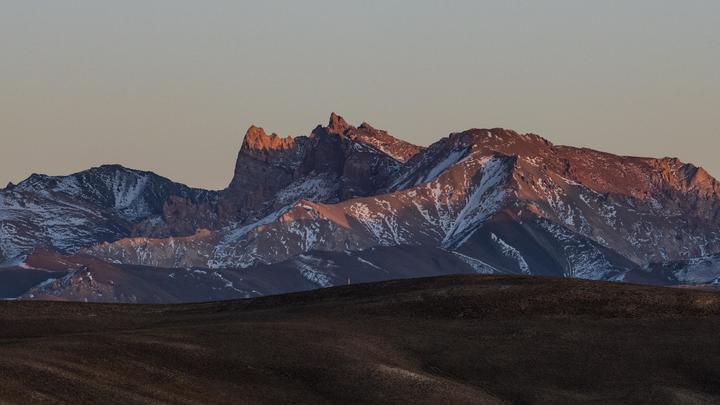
[
  {"xmin": 350, "ymin": 122, "xmax": 423, "ymax": 163},
  {"xmin": 358, "ymin": 122, "xmax": 375, "ymax": 131},
  {"xmin": 223, "ymin": 114, "xmax": 411, "ymax": 221},
  {"xmin": 327, "ymin": 112, "xmax": 352, "ymax": 134},
  {"xmin": 225, "ymin": 126, "xmax": 305, "ymax": 222},
  {"xmin": 649, "ymin": 158, "xmax": 720, "ymax": 198},
  {"xmin": 241, "ymin": 125, "xmax": 295, "ymax": 151},
  {"xmin": 690, "ymin": 167, "xmax": 716, "ymax": 190},
  {"xmin": 445, "ymin": 128, "xmax": 552, "ymax": 154},
  {"xmin": 313, "ymin": 113, "xmax": 423, "ymax": 163}
]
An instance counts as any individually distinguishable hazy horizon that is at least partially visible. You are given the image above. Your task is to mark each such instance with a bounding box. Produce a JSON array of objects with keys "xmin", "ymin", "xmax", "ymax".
[{"xmin": 2, "ymin": 1, "xmax": 719, "ymax": 189}]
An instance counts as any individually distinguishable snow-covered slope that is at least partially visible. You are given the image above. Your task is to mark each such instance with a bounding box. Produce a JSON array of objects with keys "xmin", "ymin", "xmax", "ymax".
[
  {"xmin": 0, "ymin": 165, "xmax": 217, "ymax": 265},
  {"xmin": 86, "ymin": 153, "xmax": 516, "ymax": 269},
  {"xmin": 638, "ymin": 254, "xmax": 720, "ymax": 286}
]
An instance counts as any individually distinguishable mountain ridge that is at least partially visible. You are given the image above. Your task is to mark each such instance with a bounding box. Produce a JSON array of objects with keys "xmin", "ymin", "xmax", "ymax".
[{"xmin": 2, "ymin": 113, "xmax": 720, "ymax": 302}]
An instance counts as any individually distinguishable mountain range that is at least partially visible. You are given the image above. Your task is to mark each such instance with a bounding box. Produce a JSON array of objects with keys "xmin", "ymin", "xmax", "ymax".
[{"xmin": 2, "ymin": 113, "xmax": 720, "ymax": 302}]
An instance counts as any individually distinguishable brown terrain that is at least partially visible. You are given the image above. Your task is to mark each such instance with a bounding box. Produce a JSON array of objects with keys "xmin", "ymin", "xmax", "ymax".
[{"xmin": 1, "ymin": 275, "xmax": 719, "ymax": 404}]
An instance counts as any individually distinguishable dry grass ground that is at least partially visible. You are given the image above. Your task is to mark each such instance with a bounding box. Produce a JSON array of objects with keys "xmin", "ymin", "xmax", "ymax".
[{"xmin": 1, "ymin": 275, "xmax": 719, "ymax": 404}]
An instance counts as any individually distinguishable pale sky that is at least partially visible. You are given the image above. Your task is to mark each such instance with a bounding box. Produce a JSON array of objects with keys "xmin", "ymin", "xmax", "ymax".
[{"xmin": 1, "ymin": 1, "xmax": 718, "ymax": 190}]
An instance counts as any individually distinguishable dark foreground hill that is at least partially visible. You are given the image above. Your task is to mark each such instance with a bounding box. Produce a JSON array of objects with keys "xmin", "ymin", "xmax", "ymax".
[{"xmin": 1, "ymin": 275, "xmax": 719, "ymax": 404}]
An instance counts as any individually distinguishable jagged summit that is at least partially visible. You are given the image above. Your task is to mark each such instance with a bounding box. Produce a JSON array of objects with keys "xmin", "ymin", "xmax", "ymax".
[
  {"xmin": 236, "ymin": 113, "xmax": 423, "ymax": 164},
  {"xmin": 314, "ymin": 112, "xmax": 424, "ymax": 163},
  {"xmin": 223, "ymin": 113, "xmax": 409, "ymax": 222},
  {"xmin": 309, "ymin": 112, "xmax": 353, "ymax": 138},
  {"xmin": 327, "ymin": 112, "xmax": 351, "ymax": 134},
  {"xmin": 241, "ymin": 125, "xmax": 295, "ymax": 151}
]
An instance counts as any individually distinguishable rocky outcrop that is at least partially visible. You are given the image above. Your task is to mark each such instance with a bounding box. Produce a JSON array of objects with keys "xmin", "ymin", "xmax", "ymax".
[
  {"xmin": 222, "ymin": 125, "xmax": 307, "ymax": 221},
  {"xmin": 221, "ymin": 113, "xmax": 411, "ymax": 221}
]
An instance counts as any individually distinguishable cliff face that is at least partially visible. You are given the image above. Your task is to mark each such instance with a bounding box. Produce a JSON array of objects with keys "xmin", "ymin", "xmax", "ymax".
[
  {"xmin": 221, "ymin": 113, "xmax": 410, "ymax": 221},
  {"xmin": 222, "ymin": 125, "xmax": 307, "ymax": 221}
]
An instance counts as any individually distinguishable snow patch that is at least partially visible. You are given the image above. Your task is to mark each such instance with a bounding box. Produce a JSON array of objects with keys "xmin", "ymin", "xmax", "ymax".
[
  {"xmin": 294, "ymin": 255, "xmax": 333, "ymax": 288},
  {"xmin": 416, "ymin": 147, "xmax": 468, "ymax": 186},
  {"xmin": 490, "ymin": 233, "xmax": 530, "ymax": 274},
  {"xmin": 442, "ymin": 156, "xmax": 511, "ymax": 248},
  {"xmin": 451, "ymin": 251, "xmax": 498, "ymax": 274}
]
